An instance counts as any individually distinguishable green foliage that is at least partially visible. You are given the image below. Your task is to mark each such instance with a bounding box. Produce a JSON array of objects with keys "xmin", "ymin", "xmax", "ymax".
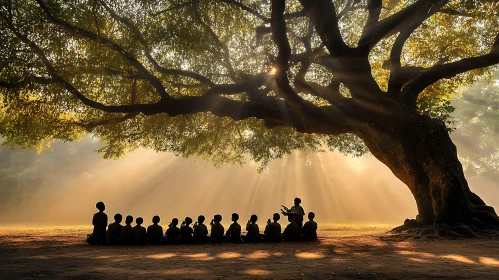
[{"xmin": 0, "ymin": 0, "xmax": 498, "ymax": 168}]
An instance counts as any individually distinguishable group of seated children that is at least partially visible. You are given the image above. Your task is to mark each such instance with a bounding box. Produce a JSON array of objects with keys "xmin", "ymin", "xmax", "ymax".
[{"xmin": 86, "ymin": 201, "xmax": 318, "ymax": 245}]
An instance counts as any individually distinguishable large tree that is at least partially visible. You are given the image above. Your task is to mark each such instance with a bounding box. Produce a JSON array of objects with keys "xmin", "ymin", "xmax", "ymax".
[{"xmin": 1, "ymin": 0, "xmax": 499, "ymax": 235}]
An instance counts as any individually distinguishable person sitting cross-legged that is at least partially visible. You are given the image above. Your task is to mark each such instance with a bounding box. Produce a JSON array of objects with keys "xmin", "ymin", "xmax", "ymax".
[
  {"xmin": 264, "ymin": 213, "xmax": 282, "ymax": 242},
  {"xmin": 161, "ymin": 218, "xmax": 181, "ymax": 244},
  {"xmin": 282, "ymin": 214, "xmax": 300, "ymax": 242},
  {"xmin": 210, "ymin": 214, "xmax": 225, "ymax": 243},
  {"xmin": 242, "ymin": 214, "xmax": 261, "ymax": 243},
  {"xmin": 193, "ymin": 215, "xmax": 210, "ymax": 244},
  {"xmin": 120, "ymin": 215, "xmax": 133, "ymax": 245},
  {"xmin": 106, "ymin": 213, "xmax": 122, "ymax": 245},
  {"xmin": 301, "ymin": 212, "xmax": 318, "ymax": 241},
  {"xmin": 179, "ymin": 217, "xmax": 194, "ymax": 244},
  {"xmin": 86, "ymin": 201, "xmax": 108, "ymax": 245},
  {"xmin": 225, "ymin": 213, "xmax": 242, "ymax": 243},
  {"xmin": 130, "ymin": 217, "xmax": 147, "ymax": 245},
  {"xmin": 147, "ymin": 215, "xmax": 163, "ymax": 244}
]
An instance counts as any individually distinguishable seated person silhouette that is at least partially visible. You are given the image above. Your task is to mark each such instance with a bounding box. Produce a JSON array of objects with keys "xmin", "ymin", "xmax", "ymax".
[
  {"xmin": 302, "ymin": 212, "xmax": 318, "ymax": 241},
  {"xmin": 86, "ymin": 201, "xmax": 108, "ymax": 245},
  {"xmin": 193, "ymin": 215, "xmax": 210, "ymax": 244},
  {"xmin": 210, "ymin": 214, "xmax": 225, "ymax": 243},
  {"xmin": 147, "ymin": 215, "xmax": 163, "ymax": 244},
  {"xmin": 225, "ymin": 213, "xmax": 242, "ymax": 243},
  {"xmin": 106, "ymin": 213, "xmax": 122, "ymax": 245},
  {"xmin": 281, "ymin": 197, "xmax": 305, "ymax": 229},
  {"xmin": 264, "ymin": 213, "xmax": 282, "ymax": 242},
  {"xmin": 130, "ymin": 217, "xmax": 147, "ymax": 245},
  {"xmin": 120, "ymin": 215, "xmax": 133, "ymax": 244},
  {"xmin": 282, "ymin": 214, "xmax": 300, "ymax": 242},
  {"xmin": 179, "ymin": 217, "xmax": 194, "ymax": 244},
  {"xmin": 162, "ymin": 218, "xmax": 181, "ymax": 244},
  {"xmin": 242, "ymin": 214, "xmax": 261, "ymax": 242}
]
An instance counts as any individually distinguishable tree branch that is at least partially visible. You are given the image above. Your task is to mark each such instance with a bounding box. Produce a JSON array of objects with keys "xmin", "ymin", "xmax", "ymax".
[
  {"xmin": 271, "ymin": 0, "xmax": 307, "ymax": 109},
  {"xmin": 366, "ymin": 0, "xmax": 450, "ymax": 50},
  {"xmin": 34, "ymin": 0, "xmax": 172, "ymax": 101},
  {"xmin": 192, "ymin": 0, "xmax": 236, "ymax": 81},
  {"xmin": 298, "ymin": 0, "xmax": 349, "ymax": 57},
  {"xmin": 97, "ymin": 0, "xmax": 214, "ymax": 86},
  {"xmin": 401, "ymin": 34, "xmax": 499, "ymax": 105},
  {"xmin": 358, "ymin": 0, "xmax": 382, "ymax": 48}
]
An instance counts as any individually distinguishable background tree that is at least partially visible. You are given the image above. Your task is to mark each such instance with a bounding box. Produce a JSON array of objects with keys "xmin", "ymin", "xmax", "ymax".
[{"xmin": 1, "ymin": 0, "xmax": 499, "ymax": 235}]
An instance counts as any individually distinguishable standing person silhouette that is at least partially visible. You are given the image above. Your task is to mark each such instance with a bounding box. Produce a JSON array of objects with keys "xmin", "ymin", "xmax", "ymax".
[{"xmin": 281, "ymin": 197, "xmax": 305, "ymax": 229}]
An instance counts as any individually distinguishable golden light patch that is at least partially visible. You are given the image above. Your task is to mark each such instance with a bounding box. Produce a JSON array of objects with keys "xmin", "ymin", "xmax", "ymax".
[
  {"xmin": 441, "ymin": 254, "xmax": 475, "ymax": 264},
  {"xmin": 217, "ymin": 252, "xmax": 242, "ymax": 259},
  {"xmin": 245, "ymin": 250, "xmax": 271, "ymax": 259},
  {"xmin": 146, "ymin": 253, "xmax": 177, "ymax": 259},
  {"xmin": 184, "ymin": 253, "xmax": 215, "ymax": 261},
  {"xmin": 479, "ymin": 257, "xmax": 499, "ymax": 267},
  {"xmin": 408, "ymin": 257, "xmax": 430, "ymax": 263},
  {"xmin": 295, "ymin": 252, "xmax": 325, "ymax": 259},
  {"xmin": 245, "ymin": 269, "xmax": 271, "ymax": 276}
]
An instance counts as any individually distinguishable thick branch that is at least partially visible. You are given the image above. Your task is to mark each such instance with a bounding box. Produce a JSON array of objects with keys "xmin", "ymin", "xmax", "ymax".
[
  {"xmin": 270, "ymin": 0, "xmax": 308, "ymax": 110},
  {"xmin": 401, "ymin": 35, "xmax": 499, "ymax": 105},
  {"xmin": 358, "ymin": 0, "xmax": 382, "ymax": 48},
  {"xmin": 298, "ymin": 0, "xmax": 349, "ymax": 57},
  {"xmin": 366, "ymin": 0, "xmax": 450, "ymax": 50}
]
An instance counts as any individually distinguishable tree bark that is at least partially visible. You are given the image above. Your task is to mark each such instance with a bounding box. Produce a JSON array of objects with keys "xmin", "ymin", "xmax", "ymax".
[{"xmin": 356, "ymin": 111, "xmax": 499, "ymax": 233}]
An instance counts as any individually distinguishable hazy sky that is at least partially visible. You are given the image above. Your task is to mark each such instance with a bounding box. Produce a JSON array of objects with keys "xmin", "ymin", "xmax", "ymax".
[{"xmin": 0, "ymin": 130, "xmax": 497, "ymax": 226}]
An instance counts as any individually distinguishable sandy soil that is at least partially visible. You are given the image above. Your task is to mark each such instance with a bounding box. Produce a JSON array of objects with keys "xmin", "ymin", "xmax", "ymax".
[{"xmin": 0, "ymin": 225, "xmax": 498, "ymax": 279}]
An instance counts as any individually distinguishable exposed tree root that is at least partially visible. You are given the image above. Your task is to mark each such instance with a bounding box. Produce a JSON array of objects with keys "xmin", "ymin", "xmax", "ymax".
[{"xmin": 392, "ymin": 218, "xmax": 499, "ymax": 239}]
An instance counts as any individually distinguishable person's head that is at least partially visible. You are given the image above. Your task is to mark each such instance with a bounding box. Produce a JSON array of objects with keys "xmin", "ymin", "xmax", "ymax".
[
  {"xmin": 125, "ymin": 215, "xmax": 133, "ymax": 225},
  {"xmin": 287, "ymin": 213, "xmax": 294, "ymax": 223},
  {"xmin": 294, "ymin": 197, "xmax": 301, "ymax": 206},
  {"xmin": 114, "ymin": 213, "xmax": 123, "ymax": 223},
  {"xmin": 96, "ymin": 201, "xmax": 105, "ymax": 212},
  {"xmin": 214, "ymin": 214, "xmax": 222, "ymax": 223},
  {"xmin": 250, "ymin": 214, "xmax": 258, "ymax": 223},
  {"xmin": 152, "ymin": 215, "xmax": 160, "ymax": 224},
  {"xmin": 184, "ymin": 217, "xmax": 193, "ymax": 225},
  {"xmin": 198, "ymin": 215, "xmax": 205, "ymax": 224},
  {"xmin": 171, "ymin": 218, "xmax": 179, "ymax": 226},
  {"xmin": 136, "ymin": 217, "xmax": 143, "ymax": 225},
  {"xmin": 308, "ymin": 212, "xmax": 315, "ymax": 221},
  {"xmin": 273, "ymin": 213, "xmax": 280, "ymax": 222},
  {"xmin": 231, "ymin": 213, "xmax": 239, "ymax": 222}
]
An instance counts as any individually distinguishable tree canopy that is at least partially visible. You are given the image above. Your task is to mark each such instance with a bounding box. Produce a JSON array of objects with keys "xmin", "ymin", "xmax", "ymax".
[{"xmin": 0, "ymin": 0, "xmax": 498, "ymax": 168}]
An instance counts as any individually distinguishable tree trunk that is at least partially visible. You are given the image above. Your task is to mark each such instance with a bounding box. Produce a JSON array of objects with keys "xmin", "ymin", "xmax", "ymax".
[{"xmin": 356, "ymin": 112, "xmax": 499, "ymax": 234}]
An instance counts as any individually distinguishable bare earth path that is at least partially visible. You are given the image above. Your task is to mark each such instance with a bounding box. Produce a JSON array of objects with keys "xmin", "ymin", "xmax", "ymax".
[{"xmin": 1, "ymin": 226, "xmax": 498, "ymax": 279}]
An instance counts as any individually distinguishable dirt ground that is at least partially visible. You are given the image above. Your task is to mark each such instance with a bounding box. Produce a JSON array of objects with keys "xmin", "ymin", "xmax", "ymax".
[{"xmin": 1, "ymin": 225, "xmax": 498, "ymax": 279}]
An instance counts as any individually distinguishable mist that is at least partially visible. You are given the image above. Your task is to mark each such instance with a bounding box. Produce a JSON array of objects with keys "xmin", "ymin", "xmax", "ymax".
[{"xmin": 1, "ymin": 88, "xmax": 499, "ymax": 226}]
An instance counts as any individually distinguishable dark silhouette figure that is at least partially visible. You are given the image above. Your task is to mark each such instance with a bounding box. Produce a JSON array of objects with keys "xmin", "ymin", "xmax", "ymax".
[
  {"xmin": 210, "ymin": 214, "xmax": 224, "ymax": 243},
  {"xmin": 106, "ymin": 213, "xmax": 122, "ymax": 245},
  {"xmin": 193, "ymin": 215, "xmax": 210, "ymax": 243},
  {"xmin": 179, "ymin": 217, "xmax": 194, "ymax": 244},
  {"xmin": 281, "ymin": 197, "xmax": 305, "ymax": 229},
  {"xmin": 282, "ymin": 214, "xmax": 300, "ymax": 242},
  {"xmin": 264, "ymin": 213, "xmax": 282, "ymax": 242},
  {"xmin": 130, "ymin": 217, "xmax": 147, "ymax": 245},
  {"xmin": 86, "ymin": 201, "xmax": 108, "ymax": 245},
  {"xmin": 120, "ymin": 215, "xmax": 134, "ymax": 244},
  {"xmin": 147, "ymin": 216, "xmax": 163, "ymax": 244},
  {"xmin": 162, "ymin": 218, "xmax": 181, "ymax": 244},
  {"xmin": 225, "ymin": 213, "xmax": 242, "ymax": 243},
  {"xmin": 243, "ymin": 214, "xmax": 261, "ymax": 242},
  {"xmin": 302, "ymin": 212, "xmax": 318, "ymax": 241}
]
